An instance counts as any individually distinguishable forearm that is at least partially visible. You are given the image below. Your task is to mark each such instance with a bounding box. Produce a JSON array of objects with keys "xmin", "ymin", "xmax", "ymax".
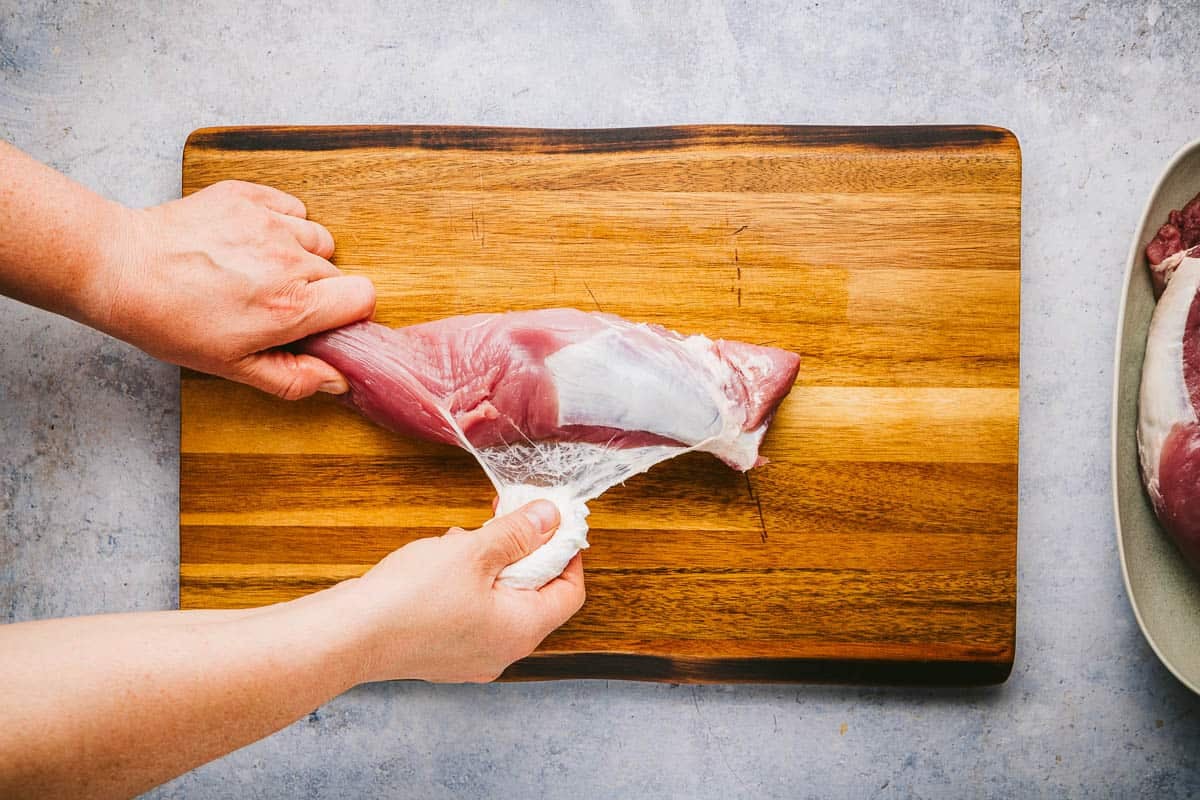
[
  {"xmin": 0, "ymin": 585, "xmax": 370, "ymax": 800},
  {"xmin": 0, "ymin": 141, "xmax": 129, "ymax": 327}
]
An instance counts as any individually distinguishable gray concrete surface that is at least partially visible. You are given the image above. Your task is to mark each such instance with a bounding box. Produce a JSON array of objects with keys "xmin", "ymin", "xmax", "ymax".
[{"xmin": 2, "ymin": 1, "xmax": 1199, "ymax": 797}]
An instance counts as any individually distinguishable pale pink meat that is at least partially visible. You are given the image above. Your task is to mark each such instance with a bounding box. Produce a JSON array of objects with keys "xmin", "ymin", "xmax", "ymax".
[{"xmin": 299, "ymin": 308, "xmax": 800, "ymax": 470}]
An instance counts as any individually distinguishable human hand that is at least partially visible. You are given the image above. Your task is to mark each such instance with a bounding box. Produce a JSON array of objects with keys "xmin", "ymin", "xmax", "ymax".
[
  {"xmin": 94, "ymin": 180, "xmax": 375, "ymax": 399},
  {"xmin": 342, "ymin": 500, "xmax": 586, "ymax": 683}
]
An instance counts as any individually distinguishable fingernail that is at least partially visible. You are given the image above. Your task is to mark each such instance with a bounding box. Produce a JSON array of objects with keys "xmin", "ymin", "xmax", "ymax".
[
  {"xmin": 522, "ymin": 500, "xmax": 560, "ymax": 532},
  {"xmin": 318, "ymin": 378, "xmax": 348, "ymax": 395}
]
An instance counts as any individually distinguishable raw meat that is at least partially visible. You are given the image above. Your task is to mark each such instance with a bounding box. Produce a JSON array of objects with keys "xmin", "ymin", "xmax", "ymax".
[
  {"xmin": 1147, "ymin": 245, "xmax": 1200, "ymax": 299},
  {"xmin": 299, "ymin": 308, "xmax": 800, "ymax": 588},
  {"xmin": 1138, "ymin": 255, "xmax": 1200, "ymax": 572},
  {"xmin": 1145, "ymin": 190, "xmax": 1200, "ymax": 296}
]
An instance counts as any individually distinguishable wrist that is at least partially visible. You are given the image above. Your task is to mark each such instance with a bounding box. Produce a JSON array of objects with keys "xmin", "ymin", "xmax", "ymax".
[
  {"xmin": 299, "ymin": 578, "xmax": 392, "ymax": 687},
  {"xmin": 72, "ymin": 201, "xmax": 149, "ymax": 337}
]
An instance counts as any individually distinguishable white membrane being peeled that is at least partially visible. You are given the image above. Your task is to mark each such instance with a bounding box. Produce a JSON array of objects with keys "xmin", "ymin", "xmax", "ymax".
[
  {"xmin": 404, "ymin": 314, "xmax": 789, "ymax": 590},
  {"xmin": 471, "ymin": 441, "xmax": 695, "ymax": 589},
  {"xmin": 439, "ymin": 323, "xmax": 747, "ymax": 589}
]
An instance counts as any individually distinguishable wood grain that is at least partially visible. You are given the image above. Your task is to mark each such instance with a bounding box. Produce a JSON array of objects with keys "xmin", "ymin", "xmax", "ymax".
[{"xmin": 180, "ymin": 125, "xmax": 1020, "ymax": 684}]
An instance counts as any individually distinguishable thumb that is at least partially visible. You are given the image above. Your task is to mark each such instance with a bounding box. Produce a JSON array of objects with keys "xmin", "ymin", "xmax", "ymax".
[
  {"xmin": 474, "ymin": 500, "xmax": 560, "ymax": 575},
  {"xmin": 233, "ymin": 350, "xmax": 349, "ymax": 401},
  {"xmin": 291, "ymin": 274, "xmax": 376, "ymax": 340}
]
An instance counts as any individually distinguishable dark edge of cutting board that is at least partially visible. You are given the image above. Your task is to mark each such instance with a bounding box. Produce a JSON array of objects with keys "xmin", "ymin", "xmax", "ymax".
[
  {"xmin": 180, "ymin": 124, "xmax": 1020, "ymax": 686},
  {"xmin": 184, "ymin": 123, "xmax": 1017, "ymax": 155},
  {"xmin": 503, "ymin": 653, "xmax": 1013, "ymax": 686}
]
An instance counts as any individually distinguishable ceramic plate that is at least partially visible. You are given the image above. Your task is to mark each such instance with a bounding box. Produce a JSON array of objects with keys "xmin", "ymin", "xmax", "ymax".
[{"xmin": 1113, "ymin": 138, "xmax": 1200, "ymax": 695}]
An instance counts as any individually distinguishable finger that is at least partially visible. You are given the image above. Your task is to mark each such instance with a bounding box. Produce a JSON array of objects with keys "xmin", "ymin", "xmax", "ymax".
[
  {"xmin": 533, "ymin": 554, "xmax": 586, "ymax": 627},
  {"xmin": 491, "ymin": 495, "xmax": 499, "ymax": 514},
  {"xmin": 557, "ymin": 552, "xmax": 584, "ymax": 587},
  {"xmin": 300, "ymin": 252, "xmax": 340, "ymax": 281},
  {"xmin": 546, "ymin": 552, "xmax": 584, "ymax": 593},
  {"xmin": 233, "ymin": 350, "xmax": 348, "ymax": 400},
  {"xmin": 273, "ymin": 211, "xmax": 335, "ymax": 259},
  {"xmin": 237, "ymin": 181, "xmax": 307, "ymax": 217},
  {"xmin": 473, "ymin": 500, "xmax": 560, "ymax": 575},
  {"xmin": 290, "ymin": 275, "xmax": 376, "ymax": 338}
]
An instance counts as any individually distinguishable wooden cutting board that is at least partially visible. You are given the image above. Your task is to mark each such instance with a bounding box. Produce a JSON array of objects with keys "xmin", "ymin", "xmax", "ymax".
[{"xmin": 180, "ymin": 125, "xmax": 1020, "ymax": 684}]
